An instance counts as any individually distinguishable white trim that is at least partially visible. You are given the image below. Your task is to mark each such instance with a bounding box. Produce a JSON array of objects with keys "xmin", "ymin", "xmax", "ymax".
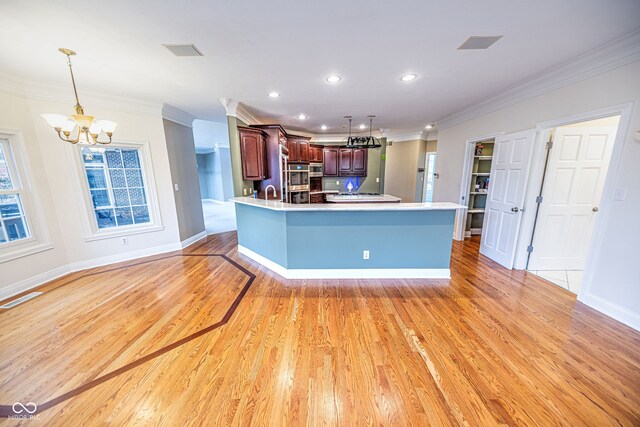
[
  {"xmin": 83, "ymin": 225, "xmax": 165, "ymax": 242},
  {"xmin": 68, "ymin": 242, "xmax": 181, "ymax": 272},
  {"xmin": 180, "ymin": 230, "xmax": 207, "ymax": 249},
  {"xmin": 237, "ymin": 245, "xmax": 450, "ymax": 279},
  {"xmin": 0, "ymin": 71, "xmax": 163, "ymax": 118},
  {"xmin": 579, "ymin": 293, "xmax": 640, "ymax": 332},
  {"xmin": 201, "ymin": 198, "xmax": 224, "ymax": 204},
  {"xmin": 0, "ymin": 264, "xmax": 71, "ymax": 302},
  {"xmin": 162, "ymin": 104, "xmax": 196, "ymax": 127},
  {"xmin": 438, "ymin": 30, "xmax": 640, "ymax": 129}
]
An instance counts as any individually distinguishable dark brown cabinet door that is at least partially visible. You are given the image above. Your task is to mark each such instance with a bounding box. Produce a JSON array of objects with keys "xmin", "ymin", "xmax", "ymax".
[
  {"xmin": 339, "ymin": 149, "xmax": 353, "ymax": 175},
  {"xmin": 351, "ymin": 148, "xmax": 368, "ymax": 176},
  {"xmin": 310, "ymin": 145, "xmax": 324, "ymax": 162},
  {"xmin": 239, "ymin": 128, "xmax": 267, "ymax": 180},
  {"xmin": 287, "ymin": 139, "xmax": 299, "ymax": 162},
  {"xmin": 323, "ymin": 148, "xmax": 339, "ymax": 176},
  {"xmin": 299, "ymin": 140, "xmax": 309, "ymax": 162}
]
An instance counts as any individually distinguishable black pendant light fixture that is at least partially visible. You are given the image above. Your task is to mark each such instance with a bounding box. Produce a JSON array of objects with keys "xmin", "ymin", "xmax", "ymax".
[{"xmin": 344, "ymin": 115, "xmax": 382, "ymax": 149}]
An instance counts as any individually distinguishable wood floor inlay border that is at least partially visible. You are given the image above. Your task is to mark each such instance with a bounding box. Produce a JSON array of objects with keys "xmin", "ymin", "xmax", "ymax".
[{"xmin": 0, "ymin": 254, "xmax": 255, "ymax": 418}]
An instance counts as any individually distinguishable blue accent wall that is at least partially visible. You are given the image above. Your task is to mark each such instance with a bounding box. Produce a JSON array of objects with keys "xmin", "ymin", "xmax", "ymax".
[{"xmin": 235, "ymin": 203, "xmax": 456, "ymax": 270}]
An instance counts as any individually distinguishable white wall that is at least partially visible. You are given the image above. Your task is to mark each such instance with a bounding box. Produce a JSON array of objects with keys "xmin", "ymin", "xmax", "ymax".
[
  {"xmin": 0, "ymin": 90, "xmax": 183, "ymax": 298},
  {"xmin": 435, "ymin": 60, "xmax": 640, "ymax": 330},
  {"xmin": 193, "ymin": 119, "xmax": 229, "ymax": 151}
]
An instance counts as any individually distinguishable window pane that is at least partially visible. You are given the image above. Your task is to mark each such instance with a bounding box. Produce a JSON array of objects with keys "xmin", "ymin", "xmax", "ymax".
[
  {"xmin": 105, "ymin": 150, "xmax": 123, "ymax": 168},
  {"xmin": 115, "ymin": 208, "xmax": 134, "ymax": 226},
  {"xmin": 109, "ymin": 169, "xmax": 126, "ymax": 188},
  {"xmin": 125, "ymin": 169, "xmax": 143, "ymax": 187},
  {"xmin": 128, "ymin": 187, "xmax": 146, "ymax": 205},
  {"xmin": 113, "ymin": 188, "xmax": 130, "ymax": 207},
  {"xmin": 86, "ymin": 168, "xmax": 107, "ymax": 189},
  {"xmin": 0, "ymin": 144, "xmax": 14, "ymax": 190},
  {"xmin": 90, "ymin": 189, "xmax": 110, "ymax": 208},
  {"xmin": 4, "ymin": 217, "xmax": 29, "ymax": 241},
  {"xmin": 95, "ymin": 209, "xmax": 116, "ymax": 228},
  {"xmin": 122, "ymin": 150, "xmax": 140, "ymax": 168},
  {"xmin": 132, "ymin": 205, "xmax": 150, "ymax": 224},
  {"xmin": 0, "ymin": 194, "xmax": 22, "ymax": 218},
  {"xmin": 0, "ymin": 222, "xmax": 6, "ymax": 243},
  {"xmin": 81, "ymin": 147, "xmax": 104, "ymax": 164}
]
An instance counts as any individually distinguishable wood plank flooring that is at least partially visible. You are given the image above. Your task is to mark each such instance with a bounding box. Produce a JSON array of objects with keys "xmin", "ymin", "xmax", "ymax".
[{"xmin": 0, "ymin": 232, "xmax": 638, "ymax": 426}]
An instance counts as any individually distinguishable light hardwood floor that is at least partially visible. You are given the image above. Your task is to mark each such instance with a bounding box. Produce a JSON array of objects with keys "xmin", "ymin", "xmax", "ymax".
[{"xmin": 0, "ymin": 233, "xmax": 639, "ymax": 425}]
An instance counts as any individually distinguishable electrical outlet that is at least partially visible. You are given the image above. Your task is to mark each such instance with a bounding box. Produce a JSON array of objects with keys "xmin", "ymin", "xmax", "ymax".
[
  {"xmin": 174, "ymin": 183, "xmax": 179, "ymax": 191},
  {"xmin": 336, "ymin": 181, "xmax": 340, "ymax": 185},
  {"xmin": 376, "ymin": 177, "xmax": 379, "ymax": 183},
  {"xmin": 243, "ymin": 188, "xmax": 247, "ymax": 196},
  {"xmin": 121, "ymin": 237, "xmax": 129, "ymax": 245},
  {"xmin": 363, "ymin": 250, "xmax": 370, "ymax": 260}
]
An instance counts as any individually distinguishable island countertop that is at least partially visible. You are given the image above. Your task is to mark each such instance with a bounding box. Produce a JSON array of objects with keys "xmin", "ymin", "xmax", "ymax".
[{"xmin": 231, "ymin": 197, "xmax": 465, "ymax": 211}]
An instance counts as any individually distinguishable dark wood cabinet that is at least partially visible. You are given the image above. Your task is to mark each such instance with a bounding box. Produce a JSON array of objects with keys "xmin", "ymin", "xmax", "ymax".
[
  {"xmin": 250, "ymin": 124, "xmax": 287, "ymax": 198},
  {"xmin": 352, "ymin": 148, "xmax": 368, "ymax": 176},
  {"xmin": 310, "ymin": 193, "xmax": 324, "ymax": 204},
  {"xmin": 323, "ymin": 148, "xmax": 339, "ymax": 177},
  {"xmin": 238, "ymin": 127, "xmax": 267, "ymax": 180},
  {"xmin": 337, "ymin": 148, "xmax": 368, "ymax": 177},
  {"xmin": 287, "ymin": 135, "xmax": 311, "ymax": 163},
  {"xmin": 310, "ymin": 144, "xmax": 324, "ymax": 163}
]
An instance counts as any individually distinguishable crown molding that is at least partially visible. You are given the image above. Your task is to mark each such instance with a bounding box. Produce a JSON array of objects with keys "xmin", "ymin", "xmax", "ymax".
[
  {"xmin": 0, "ymin": 71, "xmax": 164, "ymax": 118},
  {"xmin": 438, "ymin": 30, "xmax": 640, "ymax": 130},
  {"xmin": 162, "ymin": 104, "xmax": 196, "ymax": 127},
  {"xmin": 219, "ymin": 97, "xmax": 265, "ymax": 126}
]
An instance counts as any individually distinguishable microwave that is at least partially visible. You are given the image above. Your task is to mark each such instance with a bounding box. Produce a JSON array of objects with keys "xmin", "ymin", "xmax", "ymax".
[{"xmin": 309, "ymin": 163, "xmax": 323, "ymax": 177}]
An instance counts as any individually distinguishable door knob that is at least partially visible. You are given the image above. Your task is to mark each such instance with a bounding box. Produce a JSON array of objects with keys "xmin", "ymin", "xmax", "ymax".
[
  {"xmin": 511, "ymin": 207, "xmax": 519, "ymax": 212},
  {"xmin": 592, "ymin": 207, "xmax": 599, "ymax": 212}
]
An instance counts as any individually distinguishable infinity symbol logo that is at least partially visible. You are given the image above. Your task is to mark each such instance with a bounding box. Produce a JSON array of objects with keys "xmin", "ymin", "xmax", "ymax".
[{"xmin": 12, "ymin": 402, "xmax": 37, "ymax": 414}]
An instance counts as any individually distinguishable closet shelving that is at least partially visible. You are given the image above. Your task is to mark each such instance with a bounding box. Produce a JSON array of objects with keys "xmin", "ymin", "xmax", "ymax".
[{"xmin": 465, "ymin": 139, "xmax": 494, "ymax": 237}]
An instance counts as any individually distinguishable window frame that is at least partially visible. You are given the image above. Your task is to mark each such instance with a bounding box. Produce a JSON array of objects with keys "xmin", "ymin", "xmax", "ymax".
[
  {"xmin": 72, "ymin": 139, "xmax": 164, "ymax": 241},
  {"xmin": 0, "ymin": 130, "xmax": 53, "ymax": 263}
]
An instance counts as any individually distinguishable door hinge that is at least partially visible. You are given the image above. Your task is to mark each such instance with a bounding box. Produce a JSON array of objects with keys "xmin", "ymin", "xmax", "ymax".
[
  {"xmin": 526, "ymin": 245, "xmax": 534, "ymax": 253},
  {"xmin": 546, "ymin": 140, "xmax": 553, "ymax": 149},
  {"xmin": 536, "ymin": 196, "xmax": 543, "ymax": 204}
]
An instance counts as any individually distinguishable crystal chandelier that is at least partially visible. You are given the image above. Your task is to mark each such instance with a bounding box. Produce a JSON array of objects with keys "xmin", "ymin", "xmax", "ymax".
[
  {"xmin": 343, "ymin": 115, "xmax": 382, "ymax": 149},
  {"xmin": 41, "ymin": 48, "xmax": 117, "ymax": 145}
]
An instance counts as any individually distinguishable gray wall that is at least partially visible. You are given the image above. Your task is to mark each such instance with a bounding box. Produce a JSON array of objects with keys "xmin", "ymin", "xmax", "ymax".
[
  {"xmin": 320, "ymin": 139, "xmax": 386, "ymax": 194},
  {"xmin": 219, "ymin": 147, "xmax": 234, "ymax": 200},
  {"xmin": 196, "ymin": 149, "xmax": 234, "ymax": 202},
  {"xmin": 163, "ymin": 119, "xmax": 205, "ymax": 241}
]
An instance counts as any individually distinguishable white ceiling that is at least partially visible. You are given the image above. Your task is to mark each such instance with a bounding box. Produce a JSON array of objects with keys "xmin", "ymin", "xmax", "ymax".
[{"xmin": 1, "ymin": 0, "xmax": 639, "ymax": 135}]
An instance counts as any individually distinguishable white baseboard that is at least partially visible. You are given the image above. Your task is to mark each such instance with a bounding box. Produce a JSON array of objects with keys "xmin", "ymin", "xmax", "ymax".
[
  {"xmin": 237, "ymin": 245, "xmax": 451, "ymax": 279},
  {"xmin": 181, "ymin": 230, "xmax": 208, "ymax": 249},
  {"xmin": 0, "ymin": 264, "xmax": 71, "ymax": 302},
  {"xmin": 579, "ymin": 292, "xmax": 640, "ymax": 332},
  {"xmin": 202, "ymin": 199, "xmax": 225, "ymax": 204}
]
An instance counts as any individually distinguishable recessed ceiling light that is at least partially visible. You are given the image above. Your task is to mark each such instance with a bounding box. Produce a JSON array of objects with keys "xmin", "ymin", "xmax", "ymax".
[
  {"xmin": 401, "ymin": 73, "xmax": 417, "ymax": 82},
  {"xmin": 425, "ymin": 124, "xmax": 433, "ymax": 129},
  {"xmin": 297, "ymin": 114, "xmax": 307, "ymax": 120},
  {"xmin": 358, "ymin": 124, "xmax": 366, "ymax": 130},
  {"xmin": 268, "ymin": 91, "xmax": 280, "ymax": 98},
  {"xmin": 321, "ymin": 125, "xmax": 328, "ymax": 130},
  {"xmin": 326, "ymin": 75, "xmax": 342, "ymax": 83}
]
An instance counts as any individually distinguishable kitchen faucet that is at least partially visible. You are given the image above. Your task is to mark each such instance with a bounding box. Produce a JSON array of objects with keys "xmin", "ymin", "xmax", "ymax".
[{"xmin": 264, "ymin": 184, "xmax": 277, "ymax": 200}]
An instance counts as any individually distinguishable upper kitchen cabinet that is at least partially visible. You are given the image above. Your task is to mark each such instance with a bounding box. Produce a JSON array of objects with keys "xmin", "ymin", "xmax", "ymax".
[
  {"xmin": 338, "ymin": 148, "xmax": 368, "ymax": 177},
  {"xmin": 323, "ymin": 147, "xmax": 339, "ymax": 176},
  {"xmin": 287, "ymin": 135, "xmax": 311, "ymax": 163},
  {"xmin": 238, "ymin": 127, "xmax": 267, "ymax": 180},
  {"xmin": 250, "ymin": 124, "xmax": 288, "ymax": 196},
  {"xmin": 310, "ymin": 144, "xmax": 324, "ymax": 163}
]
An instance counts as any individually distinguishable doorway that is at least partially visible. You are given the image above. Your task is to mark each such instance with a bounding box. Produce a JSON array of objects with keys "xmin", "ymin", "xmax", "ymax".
[
  {"xmin": 422, "ymin": 152, "xmax": 437, "ymax": 202},
  {"xmin": 526, "ymin": 115, "xmax": 620, "ymax": 294}
]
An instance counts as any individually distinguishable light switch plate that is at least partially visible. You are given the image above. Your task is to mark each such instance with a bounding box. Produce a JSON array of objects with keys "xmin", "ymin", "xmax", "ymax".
[{"xmin": 174, "ymin": 183, "xmax": 179, "ymax": 191}]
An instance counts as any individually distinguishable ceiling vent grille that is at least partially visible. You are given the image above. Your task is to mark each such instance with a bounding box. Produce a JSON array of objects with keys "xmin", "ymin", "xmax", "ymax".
[
  {"xmin": 458, "ymin": 36, "xmax": 503, "ymax": 50},
  {"xmin": 162, "ymin": 44, "xmax": 204, "ymax": 57}
]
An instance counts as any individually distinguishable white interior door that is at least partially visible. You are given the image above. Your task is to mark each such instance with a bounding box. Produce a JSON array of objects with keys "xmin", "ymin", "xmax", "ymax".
[
  {"xmin": 423, "ymin": 153, "xmax": 436, "ymax": 202},
  {"xmin": 528, "ymin": 126, "xmax": 617, "ymax": 271},
  {"xmin": 480, "ymin": 130, "xmax": 536, "ymax": 268}
]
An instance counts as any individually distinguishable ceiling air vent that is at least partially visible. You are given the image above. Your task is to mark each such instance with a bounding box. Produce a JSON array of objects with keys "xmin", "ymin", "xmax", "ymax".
[
  {"xmin": 458, "ymin": 36, "xmax": 503, "ymax": 50},
  {"xmin": 162, "ymin": 44, "xmax": 204, "ymax": 57}
]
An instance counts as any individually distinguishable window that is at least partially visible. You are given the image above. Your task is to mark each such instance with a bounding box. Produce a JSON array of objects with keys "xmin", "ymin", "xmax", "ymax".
[
  {"xmin": 0, "ymin": 139, "xmax": 30, "ymax": 244},
  {"xmin": 81, "ymin": 147, "xmax": 151, "ymax": 229}
]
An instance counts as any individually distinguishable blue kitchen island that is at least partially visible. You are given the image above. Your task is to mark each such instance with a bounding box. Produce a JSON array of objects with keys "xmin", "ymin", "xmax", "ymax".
[{"xmin": 232, "ymin": 197, "xmax": 465, "ymax": 279}]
